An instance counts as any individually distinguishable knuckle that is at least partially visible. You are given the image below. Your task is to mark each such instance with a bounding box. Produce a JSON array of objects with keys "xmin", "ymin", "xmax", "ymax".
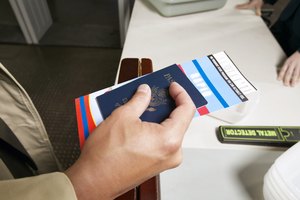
[
  {"xmin": 108, "ymin": 107, "xmax": 132, "ymax": 124},
  {"xmin": 160, "ymin": 137, "xmax": 182, "ymax": 158},
  {"xmin": 286, "ymin": 70, "xmax": 293, "ymax": 76},
  {"xmin": 170, "ymin": 154, "xmax": 183, "ymax": 168},
  {"xmin": 165, "ymin": 152, "xmax": 183, "ymax": 169}
]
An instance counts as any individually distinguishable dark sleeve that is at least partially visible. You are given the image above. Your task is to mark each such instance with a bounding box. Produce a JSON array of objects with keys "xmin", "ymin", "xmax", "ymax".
[{"xmin": 264, "ymin": 0, "xmax": 277, "ymax": 5}]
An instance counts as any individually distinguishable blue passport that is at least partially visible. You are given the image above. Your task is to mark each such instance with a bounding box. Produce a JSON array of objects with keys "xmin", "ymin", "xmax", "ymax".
[{"xmin": 96, "ymin": 64, "xmax": 207, "ymax": 123}]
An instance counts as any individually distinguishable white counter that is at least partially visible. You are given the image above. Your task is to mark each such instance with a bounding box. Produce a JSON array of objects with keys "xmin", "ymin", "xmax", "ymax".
[{"xmin": 119, "ymin": 0, "xmax": 300, "ymax": 199}]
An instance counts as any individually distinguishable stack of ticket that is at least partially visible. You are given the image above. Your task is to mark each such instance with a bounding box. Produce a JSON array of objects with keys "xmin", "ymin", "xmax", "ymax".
[{"xmin": 75, "ymin": 51, "xmax": 257, "ymax": 148}]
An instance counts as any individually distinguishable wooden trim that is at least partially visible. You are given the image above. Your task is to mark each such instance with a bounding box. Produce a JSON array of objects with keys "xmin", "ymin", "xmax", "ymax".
[{"xmin": 116, "ymin": 58, "xmax": 160, "ymax": 200}]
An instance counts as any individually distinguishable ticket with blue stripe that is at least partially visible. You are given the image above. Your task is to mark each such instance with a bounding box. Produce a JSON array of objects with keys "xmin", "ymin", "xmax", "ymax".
[
  {"xmin": 179, "ymin": 51, "xmax": 256, "ymax": 117},
  {"xmin": 75, "ymin": 51, "xmax": 257, "ymax": 148}
]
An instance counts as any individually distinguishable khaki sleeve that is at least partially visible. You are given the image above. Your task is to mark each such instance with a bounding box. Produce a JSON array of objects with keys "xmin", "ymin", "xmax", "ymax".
[{"xmin": 0, "ymin": 172, "xmax": 77, "ymax": 200}]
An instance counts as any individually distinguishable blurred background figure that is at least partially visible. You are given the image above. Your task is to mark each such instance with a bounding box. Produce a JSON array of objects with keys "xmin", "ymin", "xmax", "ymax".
[{"xmin": 237, "ymin": 0, "xmax": 300, "ymax": 87}]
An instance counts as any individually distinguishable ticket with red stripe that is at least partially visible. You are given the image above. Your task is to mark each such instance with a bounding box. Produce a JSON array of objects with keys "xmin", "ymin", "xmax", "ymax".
[{"xmin": 75, "ymin": 51, "xmax": 257, "ymax": 148}]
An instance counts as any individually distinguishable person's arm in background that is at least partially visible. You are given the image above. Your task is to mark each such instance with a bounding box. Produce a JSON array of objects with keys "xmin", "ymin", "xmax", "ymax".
[
  {"xmin": 236, "ymin": 0, "xmax": 300, "ymax": 87},
  {"xmin": 277, "ymin": 50, "xmax": 300, "ymax": 87},
  {"xmin": 236, "ymin": 0, "xmax": 265, "ymax": 16},
  {"xmin": 236, "ymin": 0, "xmax": 277, "ymax": 16},
  {"xmin": 65, "ymin": 82, "xmax": 195, "ymax": 200}
]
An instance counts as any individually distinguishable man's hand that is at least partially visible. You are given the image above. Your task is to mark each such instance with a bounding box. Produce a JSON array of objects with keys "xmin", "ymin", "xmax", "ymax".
[
  {"xmin": 236, "ymin": 0, "xmax": 264, "ymax": 16},
  {"xmin": 65, "ymin": 82, "xmax": 196, "ymax": 200},
  {"xmin": 278, "ymin": 51, "xmax": 300, "ymax": 87}
]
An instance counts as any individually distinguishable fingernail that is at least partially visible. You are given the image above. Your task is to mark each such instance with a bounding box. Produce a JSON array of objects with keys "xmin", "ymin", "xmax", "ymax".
[{"xmin": 137, "ymin": 84, "xmax": 150, "ymax": 94}]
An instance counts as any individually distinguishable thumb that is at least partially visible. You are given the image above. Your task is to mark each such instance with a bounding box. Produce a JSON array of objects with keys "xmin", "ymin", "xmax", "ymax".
[{"xmin": 122, "ymin": 84, "xmax": 151, "ymax": 118}]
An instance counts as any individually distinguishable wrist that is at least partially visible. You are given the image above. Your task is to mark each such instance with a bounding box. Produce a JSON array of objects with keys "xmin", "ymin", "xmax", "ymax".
[{"xmin": 65, "ymin": 158, "xmax": 113, "ymax": 200}]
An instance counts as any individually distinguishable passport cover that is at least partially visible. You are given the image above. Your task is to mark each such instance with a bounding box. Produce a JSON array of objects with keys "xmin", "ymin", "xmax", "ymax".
[{"xmin": 96, "ymin": 64, "xmax": 207, "ymax": 123}]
